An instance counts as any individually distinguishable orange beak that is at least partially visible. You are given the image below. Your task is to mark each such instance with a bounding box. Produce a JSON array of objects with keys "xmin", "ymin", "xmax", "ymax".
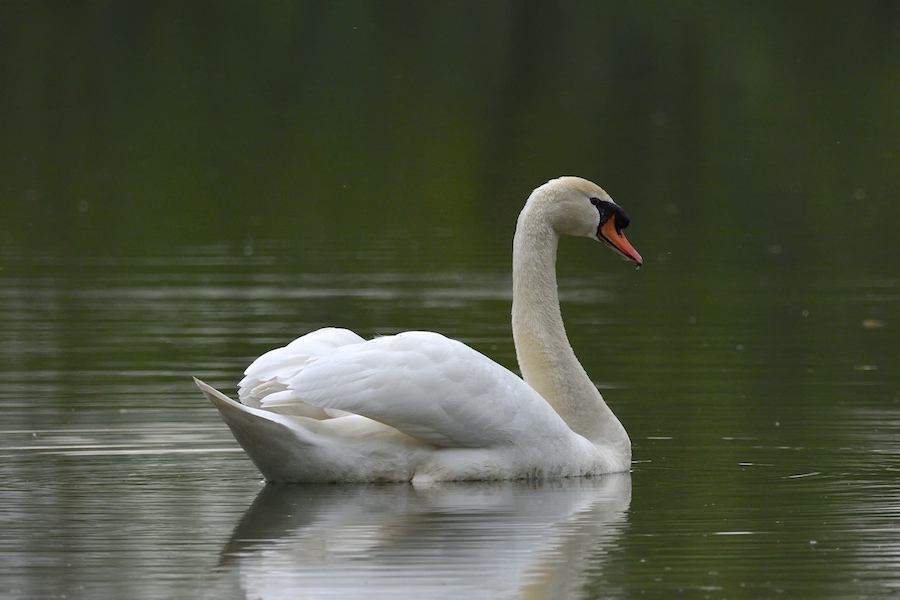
[{"xmin": 599, "ymin": 216, "xmax": 643, "ymax": 266}]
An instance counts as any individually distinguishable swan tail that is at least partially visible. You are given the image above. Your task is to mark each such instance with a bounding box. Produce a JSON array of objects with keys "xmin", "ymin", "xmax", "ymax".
[{"xmin": 194, "ymin": 377, "xmax": 327, "ymax": 482}]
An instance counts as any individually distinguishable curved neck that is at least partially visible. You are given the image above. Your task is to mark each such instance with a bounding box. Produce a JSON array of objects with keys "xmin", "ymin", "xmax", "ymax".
[{"xmin": 511, "ymin": 200, "xmax": 629, "ymax": 450}]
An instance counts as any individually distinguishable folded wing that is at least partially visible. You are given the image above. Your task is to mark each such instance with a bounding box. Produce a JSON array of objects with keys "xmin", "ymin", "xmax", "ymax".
[
  {"xmin": 259, "ymin": 331, "xmax": 571, "ymax": 448},
  {"xmin": 238, "ymin": 327, "xmax": 365, "ymax": 418}
]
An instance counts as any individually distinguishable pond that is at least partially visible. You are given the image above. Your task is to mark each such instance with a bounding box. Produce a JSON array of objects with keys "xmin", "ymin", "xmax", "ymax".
[
  {"xmin": 2, "ymin": 242, "xmax": 896, "ymax": 598},
  {"xmin": 1, "ymin": 3, "xmax": 897, "ymax": 599}
]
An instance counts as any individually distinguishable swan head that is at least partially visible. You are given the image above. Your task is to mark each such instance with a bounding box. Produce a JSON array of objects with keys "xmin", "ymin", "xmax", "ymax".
[{"xmin": 534, "ymin": 177, "xmax": 643, "ymax": 266}]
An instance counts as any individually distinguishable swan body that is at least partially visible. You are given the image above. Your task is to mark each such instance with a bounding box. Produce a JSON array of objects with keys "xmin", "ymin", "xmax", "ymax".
[{"xmin": 196, "ymin": 176, "xmax": 643, "ymax": 483}]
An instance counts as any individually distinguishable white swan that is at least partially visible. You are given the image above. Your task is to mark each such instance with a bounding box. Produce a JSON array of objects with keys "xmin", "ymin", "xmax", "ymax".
[{"xmin": 195, "ymin": 176, "xmax": 643, "ymax": 483}]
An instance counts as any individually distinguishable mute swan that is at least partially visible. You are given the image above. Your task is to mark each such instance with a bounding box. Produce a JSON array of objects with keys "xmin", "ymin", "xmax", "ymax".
[{"xmin": 195, "ymin": 176, "xmax": 642, "ymax": 482}]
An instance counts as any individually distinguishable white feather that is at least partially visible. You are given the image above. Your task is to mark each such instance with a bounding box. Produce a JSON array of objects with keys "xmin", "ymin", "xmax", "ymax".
[{"xmin": 261, "ymin": 331, "xmax": 570, "ymax": 448}]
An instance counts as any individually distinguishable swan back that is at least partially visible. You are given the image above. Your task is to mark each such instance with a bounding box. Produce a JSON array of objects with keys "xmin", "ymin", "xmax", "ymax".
[{"xmin": 258, "ymin": 331, "xmax": 577, "ymax": 450}]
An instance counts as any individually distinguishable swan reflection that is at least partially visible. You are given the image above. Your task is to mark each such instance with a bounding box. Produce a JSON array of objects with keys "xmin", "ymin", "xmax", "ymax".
[{"xmin": 212, "ymin": 474, "xmax": 630, "ymax": 599}]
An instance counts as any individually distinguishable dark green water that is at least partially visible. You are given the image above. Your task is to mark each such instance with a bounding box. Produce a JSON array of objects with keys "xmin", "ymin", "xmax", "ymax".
[{"xmin": 1, "ymin": 3, "xmax": 897, "ymax": 599}]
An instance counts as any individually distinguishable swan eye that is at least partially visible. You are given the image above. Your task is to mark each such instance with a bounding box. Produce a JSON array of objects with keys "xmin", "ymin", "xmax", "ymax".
[{"xmin": 590, "ymin": 197, "xmax": 631, "ymax": 237}]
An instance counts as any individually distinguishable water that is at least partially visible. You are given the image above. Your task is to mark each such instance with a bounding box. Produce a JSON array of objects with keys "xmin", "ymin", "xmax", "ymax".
[
  {"xmin": 204, "ymin": 478, "xmax": 632, "ymax": 600},
  {"xmin": 1, "ymin": 244, "xmax": 896, "ymax": 599},
  {"xmin": 1, "ymin": 4, "xmax": 897, "ymax": 598}
]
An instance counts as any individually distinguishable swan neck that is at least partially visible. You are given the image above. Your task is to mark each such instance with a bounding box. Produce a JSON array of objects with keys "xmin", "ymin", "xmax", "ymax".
[{"xmin": 511, "ymin": 198, "xmax": 629, "ymax": 451}]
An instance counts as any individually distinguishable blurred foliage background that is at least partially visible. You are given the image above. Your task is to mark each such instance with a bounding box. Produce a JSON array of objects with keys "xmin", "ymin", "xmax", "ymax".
[{"xmin": 1, "ymin": 1, "xmax": 897, "ymax": 273}]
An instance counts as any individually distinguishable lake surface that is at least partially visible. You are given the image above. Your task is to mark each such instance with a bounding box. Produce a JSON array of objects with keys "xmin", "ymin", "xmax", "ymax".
[
  {"xmin": 1, "ymin": 243, "xmax": 896, "ymax": 599},
  {"xmin": 1, "ymin": 3, "xmax": 897, "ymax": 599}
]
